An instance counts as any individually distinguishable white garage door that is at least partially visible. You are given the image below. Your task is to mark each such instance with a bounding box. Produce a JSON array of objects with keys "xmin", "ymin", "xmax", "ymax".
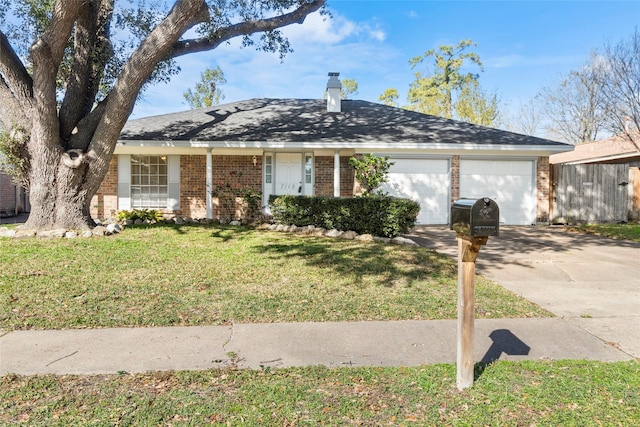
[
  {"xmin": 380, "ymin": 158, "xmax": 450, "ymax": 224},
  {"xmin": 460, "ymin": 159, "xmax": 536, "ymax": 225}
]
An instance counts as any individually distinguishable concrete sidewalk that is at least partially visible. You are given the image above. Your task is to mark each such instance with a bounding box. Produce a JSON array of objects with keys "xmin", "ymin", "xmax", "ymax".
[{"xmin": 0, "ymin": 318, "xmax": 633, "ymax": 376}]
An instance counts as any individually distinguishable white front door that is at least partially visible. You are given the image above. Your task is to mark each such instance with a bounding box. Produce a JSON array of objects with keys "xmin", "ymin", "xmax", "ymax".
[{"xmin": 275, "ymin": 153, "xmax": 303, "ymax": 195}]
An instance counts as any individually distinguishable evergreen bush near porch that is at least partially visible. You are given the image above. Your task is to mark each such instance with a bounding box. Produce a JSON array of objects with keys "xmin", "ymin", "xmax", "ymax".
[{"xmin": 269, "ymin": 195, "xmax": 420, "ymax": 238}]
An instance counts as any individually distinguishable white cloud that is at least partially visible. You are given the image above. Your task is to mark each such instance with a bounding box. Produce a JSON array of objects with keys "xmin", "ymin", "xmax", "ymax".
[
  {"xmin": 367, "ymin": 27, "xmax": 386, "ymax": 42},
  {"xmin": 132, "ymin": 9, "xmax": 396, "ymax": 117},
  {"xmin": 280, "ymin": 10, "xmax": 357, "ymax": 44},
  {"xmin": 281, "ymin": 9, "xmax": 387, "ymax": 44}
]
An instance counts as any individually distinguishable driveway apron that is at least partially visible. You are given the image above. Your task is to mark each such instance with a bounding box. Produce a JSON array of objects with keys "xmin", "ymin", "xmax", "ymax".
[{"xmin": 407, "ymin": 226, "xmax": 640, "ymax": 359}]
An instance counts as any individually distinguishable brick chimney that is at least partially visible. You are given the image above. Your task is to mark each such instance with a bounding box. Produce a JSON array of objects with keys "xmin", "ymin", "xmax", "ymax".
[{"xmin": 326, "ymin": 72, "xmax": 342, "ymax": 113}]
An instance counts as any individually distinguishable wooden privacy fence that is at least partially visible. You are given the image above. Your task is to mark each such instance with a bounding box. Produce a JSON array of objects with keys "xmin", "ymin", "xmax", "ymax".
[{"xmin": 551, "ymin": 163, "xmax": 630, "ymax": 224}]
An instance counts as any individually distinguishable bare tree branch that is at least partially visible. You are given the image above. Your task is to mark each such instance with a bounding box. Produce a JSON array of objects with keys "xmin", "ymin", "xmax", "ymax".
[
  {"xmin": 31, "ymin": 0, "xmax": 83, "ymax": 68},
  {"xmin": 0, "ymin": 75, "xmax": 29, "ymax": 130},
  {"xmin": 598, "ymin": 28, "xmax": 640, "ymax": 148},
  {"xmin": 537, "ymin": 60, "xmax": 607, "ymax": 144}
]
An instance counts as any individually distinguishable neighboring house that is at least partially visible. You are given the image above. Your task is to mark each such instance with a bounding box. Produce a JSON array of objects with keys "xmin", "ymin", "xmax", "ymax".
[
  {"xmin": 92, "ymin": 73, "xmax": 572, "ymax": 225},
  {"xmin": 549, "ymin": 133, "xmax": 640, "ymax": 223},
  {"xmin": 0, "ymin": 167, "xmax": 28, "ymax": 217}
]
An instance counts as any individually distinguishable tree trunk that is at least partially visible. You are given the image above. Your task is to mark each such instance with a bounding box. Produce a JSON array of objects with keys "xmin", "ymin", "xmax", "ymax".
[
  {"xmin": 23, "ymin": 135, "xmax": 104, "ymax": 231},
  {"xmin": 24, "ymin": 167, "xmax": 102, "ymax": 231}
]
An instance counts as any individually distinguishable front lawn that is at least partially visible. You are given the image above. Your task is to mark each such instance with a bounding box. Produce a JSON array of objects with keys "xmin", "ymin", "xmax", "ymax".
[
  {"xmin": 569, "ymin": 222, "xmax": 640, "ymax": 242},
  {"xmin": 1, "ymin": 360, "xmax": 638, "ymax": 425},
  {"xmin": 0, "ymin": 224, "xmax": 549, "ymax": 331}
]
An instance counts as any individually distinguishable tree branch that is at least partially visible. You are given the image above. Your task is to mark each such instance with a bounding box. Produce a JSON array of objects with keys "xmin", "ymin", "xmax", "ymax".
[
  {"xmin": 87, "ymin": 0, "xmax": 210, "ymax": 184},
  {"xmin": 60, "ymin": 0, "xmax": 114, "ymax": 144},
  {"xmin": 67, "ymin": 98, "xmax": 108, "ymax": 149},
  {"xmin": 0, "ymin": 30, "xmax": 33, "ymax": 117},
  {"xmin": 170, "ymin": 0, "xmax": 326, "ymax": 59},
  {"xmin": 34, "ymin": 0, "xmax": 83, "ymax": 65},
  {"xmin": 29, "ymin": 0, "xmax": 83, "ymax": 152},
  {"xmin": 0, "ymin": 77, "xmax": 28, "ymax": 130}
]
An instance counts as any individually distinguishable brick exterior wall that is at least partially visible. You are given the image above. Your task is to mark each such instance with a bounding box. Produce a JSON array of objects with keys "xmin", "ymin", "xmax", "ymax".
[
  {"xmin": 536, "ymin": 156, "xmax": 550, "ymax": 223},
  {"xmin": 179, "ymin": 154, "xmax": 263, "ymax": 219},
  {"xmin": 450, "ymin": 155, "xmax": 460, "ymax": 203},
  {"xmin": 92, "ymin": 153, "xmax": 551, "ymax": 224},
  {"xmin": 314, "ymin": 155, "xmax": 355, "ymax": 197},
  {"xmin": 90, "ymin": 157, "xmax": 118, "ymax": 219},
  {"xmin": 180, "ymin": 155, "xmax": 207, "ymax": 218},
  {"xmin": 210, "ymin": 155, "xmax": 262, "ymax": 220},
  {"xmin": 0, "ymin": 171, "xmax": 16, "ymax": 214},
  {"xmin": 314, "ymin": 156, "xmax": 332, "ymax": 196}
]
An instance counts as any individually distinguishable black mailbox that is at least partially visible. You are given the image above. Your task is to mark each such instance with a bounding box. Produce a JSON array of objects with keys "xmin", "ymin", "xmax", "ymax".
[{"xmin": 450, "ymin": 198, "xmax": 499, "ymax": 237}]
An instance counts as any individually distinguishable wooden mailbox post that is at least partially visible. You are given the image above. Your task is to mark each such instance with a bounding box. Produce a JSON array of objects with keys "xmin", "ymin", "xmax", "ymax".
[{"xmin": 451, "ymin": 198, "xmax": 499, "ymax": 390}]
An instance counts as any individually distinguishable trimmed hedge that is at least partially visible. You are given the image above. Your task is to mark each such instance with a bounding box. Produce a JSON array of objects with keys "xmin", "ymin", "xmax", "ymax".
[{"xmin": 269, "ymin": 195, "xmax": 420, "ymax": 238}]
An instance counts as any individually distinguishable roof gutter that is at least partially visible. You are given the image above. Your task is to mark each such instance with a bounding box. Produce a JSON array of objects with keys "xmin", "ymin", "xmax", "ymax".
[{"xmin": 117, "ymin": 139, "xmax": 573, "ymax": 153}]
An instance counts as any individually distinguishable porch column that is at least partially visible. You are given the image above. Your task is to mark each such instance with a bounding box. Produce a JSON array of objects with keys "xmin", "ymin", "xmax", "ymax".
[
  {"xmin": 334, "ymin": 150, "xmax": 340, "ymax": 197},
  {"xmin": 206, "ymin": 148, "xmax": 213, "ymax": 219}
]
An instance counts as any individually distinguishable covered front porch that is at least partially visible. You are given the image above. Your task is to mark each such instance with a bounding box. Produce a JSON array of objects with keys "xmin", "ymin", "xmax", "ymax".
[{"xmin": 91, "ymin": 147, "xmax": 356, "ymax": 221}]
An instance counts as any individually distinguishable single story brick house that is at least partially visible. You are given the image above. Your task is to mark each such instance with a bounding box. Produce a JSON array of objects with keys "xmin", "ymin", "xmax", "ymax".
[{"xmin": 92, "ymin": 73, "xmax": 572, "ymax": 225}]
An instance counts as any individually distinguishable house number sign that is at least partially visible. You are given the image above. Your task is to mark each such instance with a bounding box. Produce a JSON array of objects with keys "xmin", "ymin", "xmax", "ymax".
[{"xmin": 279, "ymin": 183, "xmax": 302, "ymax": 193}]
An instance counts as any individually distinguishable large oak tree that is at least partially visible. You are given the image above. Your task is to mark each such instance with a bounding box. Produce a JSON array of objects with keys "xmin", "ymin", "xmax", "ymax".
[{"xmin": 0, "ymin": 0, "xmax": 325, "ymax": 230}]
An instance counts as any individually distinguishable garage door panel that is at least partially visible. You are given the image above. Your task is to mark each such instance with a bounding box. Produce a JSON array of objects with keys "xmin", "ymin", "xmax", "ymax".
[
  {"xmin": 460, "ymin": 160, "xmax": 535, "ymax": 225},
  {"xmin": 392, "ymin": 159, "xmax": 449, "ymax": 174},
  {"xmin": 381, "ymin": 158, "xmax": 450, "ymax": 225},
  {"xmin": 464, "ymin": 160, "xmax": 531, "ymax": 176}
]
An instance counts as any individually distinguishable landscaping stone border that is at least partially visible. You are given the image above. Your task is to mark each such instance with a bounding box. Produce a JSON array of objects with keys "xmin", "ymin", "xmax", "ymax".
[
  {"xmin": 0, "ymin": 216, "xmax": 418, "ymax": 246},
  {"xmin": 256, "ymin": 223, "xmax": 418, "ymax": 246}
]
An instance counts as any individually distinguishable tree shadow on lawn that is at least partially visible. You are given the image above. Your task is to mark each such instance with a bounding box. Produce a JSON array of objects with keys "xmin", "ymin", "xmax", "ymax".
[
  {"xmin": 143, "ymin": 223, "xmax": 256, "ymax": 242},
  {"xmin": 255, "ymin": 237, "xmax": 457, "ymax": 288}
]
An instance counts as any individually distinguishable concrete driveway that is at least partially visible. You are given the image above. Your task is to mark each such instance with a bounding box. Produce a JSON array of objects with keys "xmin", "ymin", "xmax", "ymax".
[{"xmin": 406, "ymin": 226, "xmax": 640, "ymax": 359}]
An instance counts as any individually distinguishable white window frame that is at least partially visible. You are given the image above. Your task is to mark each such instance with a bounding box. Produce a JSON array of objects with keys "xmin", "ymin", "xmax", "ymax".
[{"xmin": 118, "ymin": 155, "xmax": 180, "ymax": 211}]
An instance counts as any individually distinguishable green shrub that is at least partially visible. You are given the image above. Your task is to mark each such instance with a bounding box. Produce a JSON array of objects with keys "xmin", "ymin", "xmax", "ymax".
[
  {"xmin": 270, "ymin": 195, "xmax": 420, "ymax": 238},
  {"xmin": 116, "ymin": 209, "xmax": 163, "ymax": 223},
  {"xmin": 349, "ymin": 153, "xmax": 394, "ymax": 195}
]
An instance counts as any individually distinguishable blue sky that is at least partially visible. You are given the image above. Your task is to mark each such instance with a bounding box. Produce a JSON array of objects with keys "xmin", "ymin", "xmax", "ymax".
[{"xmin": 132, "ymin": 0, "xmax": 640, "ymax": 126}]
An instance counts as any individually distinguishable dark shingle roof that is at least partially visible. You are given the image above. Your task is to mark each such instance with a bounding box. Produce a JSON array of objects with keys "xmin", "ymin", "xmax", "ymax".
[{"xmin": 120, "ymin": 98, "xmax": 568, "ymax": 147}]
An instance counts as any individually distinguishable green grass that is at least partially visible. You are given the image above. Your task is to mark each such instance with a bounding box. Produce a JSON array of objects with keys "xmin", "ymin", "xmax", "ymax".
[
  {"xmin": 0, "ymin": 224, "xmax": 549, "ymax": 331},
  {"xmin": 1, "ymin": 360, "xmax": 638, "ymax": 425},
  {"xmin": 569, "ymin": 222, "xmax": 640, "ymax": 242}
]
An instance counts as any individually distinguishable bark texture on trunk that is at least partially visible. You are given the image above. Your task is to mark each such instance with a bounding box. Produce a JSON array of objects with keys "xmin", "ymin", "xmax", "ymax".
[{"xmin": 23, "ymin": 139, "xmax": 100, "ymax": 230}]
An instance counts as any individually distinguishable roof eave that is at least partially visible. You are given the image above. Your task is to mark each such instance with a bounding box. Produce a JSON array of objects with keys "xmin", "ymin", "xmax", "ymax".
[
  {"xmin": 552, "ymin": 152, "xmax": 640, "ymax": 165},
  {"xmin": 117, "ymin": 139, "xmax": 572, "ymax": 153}
]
